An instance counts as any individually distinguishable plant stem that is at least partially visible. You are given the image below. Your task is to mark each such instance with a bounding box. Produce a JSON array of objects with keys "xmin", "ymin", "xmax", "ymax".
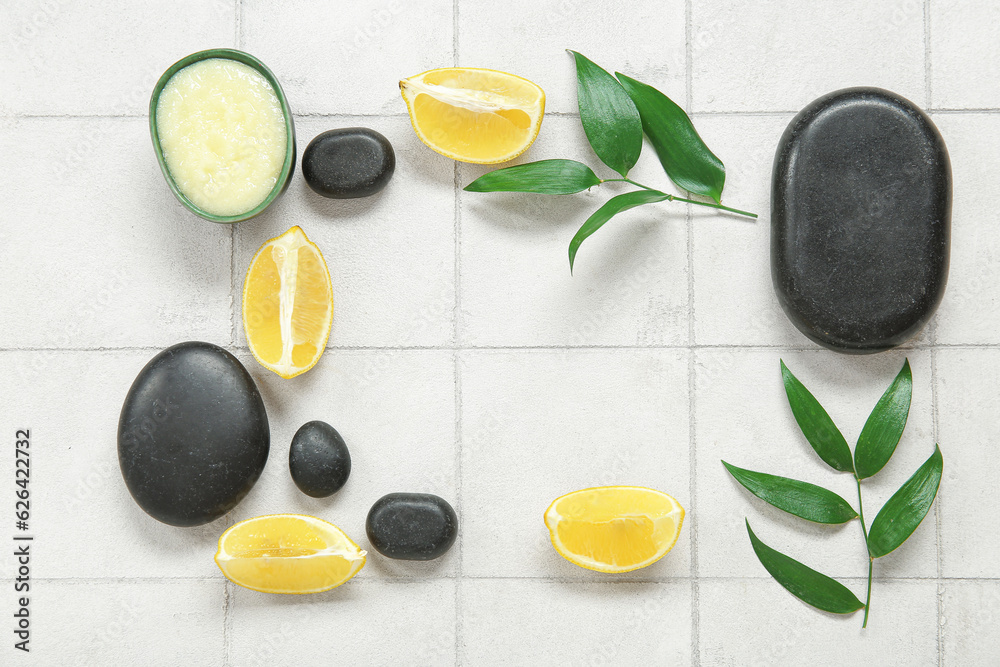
[
  {"xmin": 670, "ymin": 195, "xmax": 759, "ymax": 218},
  {"xmin": 616, "ymin": 177, "xmax": 658, "ymax": 191},
  {"xmin": 855, "ymin": 475, "xmax": 873, "ymax": 628},
  {"xmin": 600, "ymin": 178, "xmax": 758, "ymax": 218}
]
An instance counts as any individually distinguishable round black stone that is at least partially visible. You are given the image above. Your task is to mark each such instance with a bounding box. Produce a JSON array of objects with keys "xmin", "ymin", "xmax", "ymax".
[
  {"xmin": 118, "ymin": 342, "xmax": 270, "ymax": 527},
  {"xmin": 771, "ymin": 87, "xmax": 951, "ymax": 353},
  {"xmin": 302, "ymin": 127, "xmax": 395, "ymax": 199},
  {"xmin": 366, "ymin": 493, "xmax": 458, "ymax": 561},
  {"xmin": 288, "ymin": 421, "xmax": 351, "ymax": 498}
]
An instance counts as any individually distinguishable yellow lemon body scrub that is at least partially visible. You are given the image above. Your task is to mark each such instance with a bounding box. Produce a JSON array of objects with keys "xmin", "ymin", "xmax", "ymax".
[{"xmin": 155, "ymin": 58, "xmax": 288, "ymax": 217}]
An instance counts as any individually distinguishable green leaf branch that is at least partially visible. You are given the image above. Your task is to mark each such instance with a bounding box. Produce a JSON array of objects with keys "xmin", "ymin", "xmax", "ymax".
[
  {"xmin": 463, "ymin": 50, "xmax": 757, "ymax": 273},
  {"xmin": 724, "ymin": 359, "xmax": 942, "ymax": 628}
]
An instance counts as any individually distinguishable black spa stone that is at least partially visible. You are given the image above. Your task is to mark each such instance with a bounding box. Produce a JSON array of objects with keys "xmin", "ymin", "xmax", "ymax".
[
  {"xmin": 117, "ymin": 342, "xmax": 270, "ymax": 527},
  {"xmin": 771, "ymin": 87, "xmax": 951, "ymax": 354},
  {"xmin": 288, "ymin": 421, "xmax": 351, "ymax": 498},
  {"xmin": 302, "ymin": 127, "xmax": 395, "ymax": 199},
  {"xmin": 366, "ymin": 493, "xmax": 458, "ymax": 561}
]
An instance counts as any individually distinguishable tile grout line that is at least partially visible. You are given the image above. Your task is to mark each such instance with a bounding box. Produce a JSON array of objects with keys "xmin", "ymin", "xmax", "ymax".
[
  {"xmin": 684, "ymin": 1, "xmax": 700, "ymax": 665},
  {"xmin": 222, "ymin": 580, "xmax": 233, "ymax": 667},
  {"xmin": 230, "ymin": 225, "xmax": 237, "ymax": 346},
  {"xmin": 924, "ymin": 0, "xmax": 933, "ymax": 111},
  {"xmin": 8, "ymin": 108, "xmax": 1000, "ymax": 121},
  {"xmin": 27, "ymin": 574, "xmax": 997, "ymax": 584},
  {"xmin": 0, "ymin": 112, "xmax": 411, "ymax": 120},
  {"xmin": 8, "ymin": 342, "xmax": 997, "ymax": 354},
  {"xmin": 924, "ymin": 3, "xmax": 942, "ymax": 664},
  {"xmin": 453, "ymin": 347, "xmax": 464, "ymax": 667},
  {"xmin": 686, "ymin": 329, "xmax": 699, "ymax": 667},
  {"xmin": 224, "ymin": 5, "xmax": 241, "ymax": 665},
  {"xmin": 932, "ymin": 345, "xmax": 944, "ymax": 667},
  {"xmin": 689, "ymin": 110, "xmax": 797, "ymax": 116},
  {"xmin": 452, "ymin": 3, "xmax": 462, "ymax": 666},
  {"xmin": 292, "ymin": 111, "xmax": 409, "ymax": 118},
  {"xmin": 926, "ymin": 107, "xmax": 1000, "ymax": 114},
  {"xmin": 235, "ymin": 0, "xmax": 242, "ymax": 48}
]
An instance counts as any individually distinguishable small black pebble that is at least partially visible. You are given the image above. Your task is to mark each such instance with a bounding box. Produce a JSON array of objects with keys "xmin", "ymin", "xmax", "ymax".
[
  {"xmin": 288, "ymin": 421, "xmax": 351, "ymax": 498},
  {"xmin": 366, "ymin": 493, "xmax": 458, "ymax": 560},
  {"xmin": 302, "ymin": 127, "xmax": 395, "ymax": 199}
]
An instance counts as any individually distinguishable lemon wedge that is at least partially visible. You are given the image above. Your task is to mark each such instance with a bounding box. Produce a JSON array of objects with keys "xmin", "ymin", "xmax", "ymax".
[
  {"xmin": 400, "ymin": 67, "xmax": 545, "ymax": 164},
  {"xmin": 215, "ymin": 514, "xmax": 366, "ymax": 594},
  {"xmin": 242, "ymin": 226, "xmax": 333, "ymax": 379},
  {"xmin": 544, "ymin": 486, "xmax": 685, "ymax": 573}
]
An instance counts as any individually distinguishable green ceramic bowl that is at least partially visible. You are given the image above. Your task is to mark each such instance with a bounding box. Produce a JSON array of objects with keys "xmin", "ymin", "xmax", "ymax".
[{"xmin": 149, "ymin": 48, "xmax": 296, "ymax": 224}]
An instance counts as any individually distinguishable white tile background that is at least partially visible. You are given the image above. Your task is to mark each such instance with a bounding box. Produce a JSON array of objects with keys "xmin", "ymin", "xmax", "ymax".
[{"xmin": 0, "ymin": 0, "xmax": 997, "ymax": 665}]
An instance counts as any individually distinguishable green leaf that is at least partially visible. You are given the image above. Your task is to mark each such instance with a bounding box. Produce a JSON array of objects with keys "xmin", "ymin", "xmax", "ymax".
[
  {"xmin": 746, "ymin": 520, "xmax": 865, "ymax": 614},
  {"xmin": 568, "ymin": 51, "xmax": 642, "ymax": 178},
  {"xmin": 780, "ymin": 360, "xmax": 855, "ymax": 473},
  {"xmin": 463, "ymin": 159, "xmax": 603, "ymax": 195},
  {"xmin": 568, "ymin": 189, "xmax": 669, "ymax": 273},
  {"xmin": 855, "ymin": 359, "xmax": 913, "ymax": 480},
  {"xmin": 867, "ymin": 445, "xmax": 943, "ymax": 558},
  {"xmin": 615, "ymin": 72, "xmax": 726, "ymax": 203},
  {"xmin": 723, "ymin": 461, "xmax": 858, "ymax": 524}
]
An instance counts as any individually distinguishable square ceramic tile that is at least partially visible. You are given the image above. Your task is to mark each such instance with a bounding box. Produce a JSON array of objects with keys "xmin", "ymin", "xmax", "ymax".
[
  {"xmin": 241, "ymin": 0, "xmax": 454, "ymax": 115},
  {"xmin": 931, "ymin": 1, "xmax": 1000, "ymax": 109},
  {"xmin": 234, "ymin": 116, "xmax": 455, "ymax": 349},
  {"xmin": 0, "ymin": 351, "xmax": 227, "ymax": 579},
  {"xmin": 32, "ymin": 580, "xmax": 224, "ymax": 666},
  {"xmin": 690, "ymin": 113, "xmax": 806, "ymax": 347},
  {"xmin": 459, "ymin": 116, "xmax": 689, "ymax": 347},
  {"xmin": 691, "ymin": 109, "xmax": 934, "ymax": 349},
  {"xmin": 694, "ymin": 349, "xmax": 937, "ymax": 579},
  {"xmin": 941, "ymin": 581, "xmax": 1000, "ymax": 665},
  {"xmin": 230, "ymin": 349, "xmax": 459, "ymax": 578},
  {"xmin": 930, "ymin": 114, "xmax": 1000, "ymax": 345},
  {"xmin": 228, "ymin": 579, "xmax": 456, "ymax": 666},
  {"xmin": 460, "ymin": 349, "xmax": 691, "ymax": 579},
  {"xmin": 461, "ymin": 579, "xmax": 692, "ymax": 665},
  {"xmin": 699, "ymin": 579, "xmax": 938, "ymax": 665},
  {"xmin": 936, "ymin": 348, "xmax": 1000, "ymax": 578},
  {"xmin": 0, "ymin": 0, "xmax": 236, "ymax": 115},
  {"xmin": 457, "ymin": 0, "xmax": 687, "ymax": 114},
  {"xmin": 0, "ymin": 118, "xmax": 232, "ymax": 350},
  {"xmin": 691, "ymin": 0, "xmax": 926, "ymax": 112}
]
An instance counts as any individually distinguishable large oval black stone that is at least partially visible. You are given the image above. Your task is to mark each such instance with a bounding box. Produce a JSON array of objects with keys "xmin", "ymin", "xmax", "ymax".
[
  {"xmin": 366, "ymin": 493, "xmax": 457, "ymax": 560},
  {"xmin": 118, "ymin": 342, "xmax": 270, "ymax": 527},
  {"xmin": 771, "ymin": 87, "xmax": 951, "ymax": 353}
]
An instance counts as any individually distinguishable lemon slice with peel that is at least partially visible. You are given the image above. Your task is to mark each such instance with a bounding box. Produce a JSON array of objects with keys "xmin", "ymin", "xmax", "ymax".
[
  {"xmin": 242, "ymin": 226, "xmax": 333, "ymax": 379},
  {"xmin": 215, "ymin": 514, "xmax": 366, "ymax": 594},
  {"xmin": 544, "ymin": 486, "xmax": 685, "ymax": 573},
  {"xmin": 400, "ymin": 67, "xmax": 545, "ymax": 164}
]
